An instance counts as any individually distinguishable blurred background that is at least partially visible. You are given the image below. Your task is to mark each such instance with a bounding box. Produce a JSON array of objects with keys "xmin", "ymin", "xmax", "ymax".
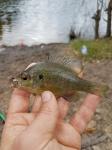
[{"xmin": 0, "ymin": 0, "xmax": 111, "ymax": 45}]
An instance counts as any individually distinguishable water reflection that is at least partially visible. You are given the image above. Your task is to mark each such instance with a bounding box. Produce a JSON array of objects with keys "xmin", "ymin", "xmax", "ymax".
[
  {"xmin": 0, "ymin": 20, "xmax": 3, "ymax": 38},
  {"xmin": 0, "ymin": 0, "xmax": 108, "ymax": 46},
  {"xmin": 0, "ymin": 0, "xmax": 19, "ymax": 40},
  {"xmin": 0, "ymin": 0, "xmax": 79, "ymax": 46},
  {"xmin": 0, "ymin": 12, "xmax": 12, "ymax": 36}
]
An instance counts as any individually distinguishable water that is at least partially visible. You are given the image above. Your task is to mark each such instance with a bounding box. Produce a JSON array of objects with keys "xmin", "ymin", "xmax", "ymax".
[{"xmin": 0, "ymin": 0, "xmax": 109, "ymax": 46}]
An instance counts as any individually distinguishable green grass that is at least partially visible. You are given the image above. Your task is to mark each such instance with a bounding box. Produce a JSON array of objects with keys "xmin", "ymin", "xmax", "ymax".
[{"xmin": 71, "ymin": 38, "xmax": 112, "ymax": 60}]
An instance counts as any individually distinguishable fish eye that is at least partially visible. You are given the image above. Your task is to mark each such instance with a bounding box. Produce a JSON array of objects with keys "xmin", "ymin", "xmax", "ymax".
[
  {"xmin": 22, "ymin": 76, "xmax": 28, "ymax": 80},
  {"xmin": 21, "ymin": 72, "xmax": 30, "ymax": 80},
  {"xmin": 39, "ymin": 74, "xmax": 44, "ymax": 80}
]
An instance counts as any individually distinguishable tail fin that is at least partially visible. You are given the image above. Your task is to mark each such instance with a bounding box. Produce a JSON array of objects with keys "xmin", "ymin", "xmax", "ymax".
[
  {"xmin": 92, "ymin": 83, "xmax": 109, "ymax": 97},
  {"xmin": 76, "ymin": 78, "xmax": 109, "ymax": 97}
]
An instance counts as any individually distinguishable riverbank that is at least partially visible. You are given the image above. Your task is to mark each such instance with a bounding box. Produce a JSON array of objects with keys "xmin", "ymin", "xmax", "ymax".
[{"xmin": 0, "ymin": 43, "xmax": 112, "ymax": 149}]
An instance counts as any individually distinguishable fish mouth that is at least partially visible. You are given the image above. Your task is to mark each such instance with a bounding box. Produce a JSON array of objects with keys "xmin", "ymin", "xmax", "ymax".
[{"xmin": 9, "ymin": 77, "xmax": 19, "ymax": 88}]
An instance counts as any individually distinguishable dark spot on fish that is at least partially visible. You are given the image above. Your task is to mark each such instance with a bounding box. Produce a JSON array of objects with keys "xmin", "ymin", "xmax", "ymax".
[
  {"xmin": 21, "ymin": 72, "xmax": 30, "ymax": 80},
  {"xmin": 39, "ymin": 74, "xmax": 44, "ymax": 80},
  {"xmin": 22, "ymin": 76, "xmax": 28, "ymax": 80}
]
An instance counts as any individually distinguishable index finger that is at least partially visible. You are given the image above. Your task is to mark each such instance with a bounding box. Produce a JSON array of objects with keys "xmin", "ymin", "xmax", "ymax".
[
  {"xmin": 8, "ymin": 88, "xmax": 30, "ymax": 114},
  {"xmin": 70, "ymin": 94, "xmax": 101, "ymax": 134}
]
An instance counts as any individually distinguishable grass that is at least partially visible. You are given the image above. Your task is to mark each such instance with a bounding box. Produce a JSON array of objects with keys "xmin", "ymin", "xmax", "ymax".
[{"xmin": 71, "ymin": 38, "xmax": 112, "ymax": 60}]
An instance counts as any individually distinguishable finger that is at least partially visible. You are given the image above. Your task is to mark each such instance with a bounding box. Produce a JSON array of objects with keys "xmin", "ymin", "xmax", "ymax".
[
  {"xmin": 31, "ymin": 91, "xmax": 59, "ymax": 135},
  {"xmin": 70, "ymin": 94, "xmax": 101, "ymax": 134},
  {"xmin": 55, "ymin": 122, "xmax": 81, "ymax": 149},
  {"xmin": 32, "ymin": 95, "xmax": 42, "ymax": 113},
  {"xmin": 8, "ymin": 88, "xmax": 30, "ymax": 114},
  {"xmin": 58, "ymin": 97, "xmax": 69, "ymax": 120}
]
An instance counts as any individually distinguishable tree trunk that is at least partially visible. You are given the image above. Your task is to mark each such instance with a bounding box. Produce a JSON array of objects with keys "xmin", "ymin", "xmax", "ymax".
[
  {"xmin": 92, "ymin": 9, "xmax": 101, "ymax": 39},
  {"xmin": 106, "ymin": 8, "xmax": 111, "ymax": 37},
  {"xmin": 95, "ymin": 19, "xmax": 100, "ymax": 39},
  {"xmin": 106, "ymin": 0, "xmax": 112, "ymax": 37}
]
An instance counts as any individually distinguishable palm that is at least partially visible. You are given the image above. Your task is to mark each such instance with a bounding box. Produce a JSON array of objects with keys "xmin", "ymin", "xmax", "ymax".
[
  {"xmin": 5, "ymin": 111, "xmax": 80, "ymax": 150},
  {"xmin": 5, "ymin": 112, "xmax": 36, "ymax": 138}
]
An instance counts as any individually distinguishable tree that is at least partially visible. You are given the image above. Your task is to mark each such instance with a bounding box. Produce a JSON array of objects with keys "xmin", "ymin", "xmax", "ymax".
[
  {"xmin": 92, "ymin": 0, "xmax": 104, "ymax": 39},
  {"xmin": 105, "ymin": 0, "xmax": 112, "ymax": 37}
]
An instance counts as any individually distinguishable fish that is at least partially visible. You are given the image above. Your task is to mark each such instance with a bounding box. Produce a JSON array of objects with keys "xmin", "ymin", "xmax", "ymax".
[{"xmin": 11, "ymin": 62, "xmax": 109, "ymax": 98}]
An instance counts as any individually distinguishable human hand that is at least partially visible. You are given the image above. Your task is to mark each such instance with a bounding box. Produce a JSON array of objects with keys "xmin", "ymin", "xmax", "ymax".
[{"xmin": 0, "ymin": 89, "xmax": 100, "ymax": 150}]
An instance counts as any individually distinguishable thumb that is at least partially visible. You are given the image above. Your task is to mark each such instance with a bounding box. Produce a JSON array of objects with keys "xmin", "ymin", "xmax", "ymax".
[{"xmin": 31, "ymin": 91, "xmax": 59, "ymax": 135}]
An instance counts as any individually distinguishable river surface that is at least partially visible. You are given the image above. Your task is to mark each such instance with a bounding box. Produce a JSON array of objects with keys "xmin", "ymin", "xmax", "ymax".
[{"xmin": 0, "ymin": 0, "xmax": 109, "ymax": 46}]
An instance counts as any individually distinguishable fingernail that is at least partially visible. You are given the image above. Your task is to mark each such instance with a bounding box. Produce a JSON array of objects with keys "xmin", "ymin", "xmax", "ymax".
[{"xmin": 42, "ymin": 91, "xmax": 52, "ymax": 102}]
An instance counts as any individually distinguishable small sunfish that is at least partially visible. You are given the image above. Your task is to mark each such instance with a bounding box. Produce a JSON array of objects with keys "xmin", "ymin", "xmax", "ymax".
[{"xmin": 11, "ymin": 62, "xmax": 109, "ymax": 98}]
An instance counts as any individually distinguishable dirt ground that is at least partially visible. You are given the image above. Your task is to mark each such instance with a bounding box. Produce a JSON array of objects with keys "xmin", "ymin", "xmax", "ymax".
[{"xmin": 0, "ymin": 43, "xmax": 112, "ymax": 150}]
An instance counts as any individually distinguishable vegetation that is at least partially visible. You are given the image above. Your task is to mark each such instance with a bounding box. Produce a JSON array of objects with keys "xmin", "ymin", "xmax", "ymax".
[{"xmin": 71, "ymin": 38, "xmax": 112, "ymax": 60}]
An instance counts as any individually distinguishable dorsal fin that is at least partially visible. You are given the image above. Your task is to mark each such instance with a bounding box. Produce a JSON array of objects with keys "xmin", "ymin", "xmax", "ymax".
[{"xmin": 47, "ymin": 47, "xmax": 84, "ymax": 77}]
